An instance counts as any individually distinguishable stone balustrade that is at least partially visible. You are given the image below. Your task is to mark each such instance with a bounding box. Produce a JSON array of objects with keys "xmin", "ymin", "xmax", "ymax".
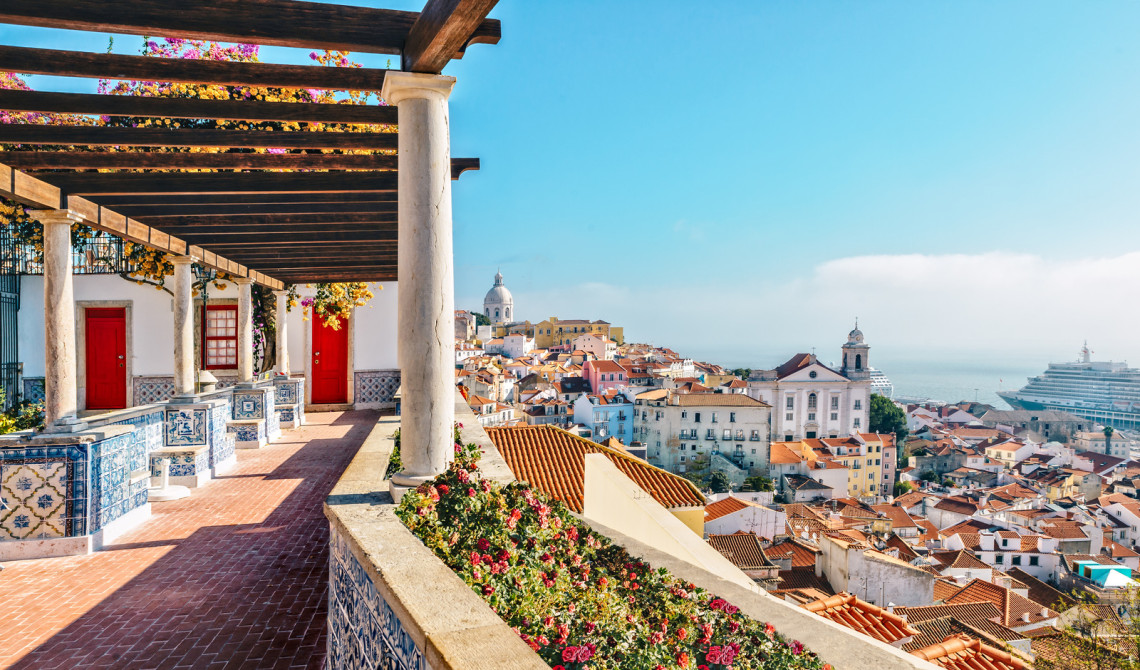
[{"xmin": 324, "ymin": 392, "xmax": 936, "ymax": 670}]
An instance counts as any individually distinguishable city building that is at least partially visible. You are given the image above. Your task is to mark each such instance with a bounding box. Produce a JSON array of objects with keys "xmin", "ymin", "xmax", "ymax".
[
  {"xmin": 573, "ymin": 389, "xmax": 636, "ymax": 444},
  {"xmin": 746, "ymin": 327, "xmax": 872, "ymax": 441},
  {"xmin": 482, "ymin": 270, "xmax": 514, "ymax": 325},
  {"xmin": 635, "ymin": 390, "xmax": 772, "ymax": 476},
  {"xmin": 533, "ymin": 317, "xmax": 624, "ymax": 349}
]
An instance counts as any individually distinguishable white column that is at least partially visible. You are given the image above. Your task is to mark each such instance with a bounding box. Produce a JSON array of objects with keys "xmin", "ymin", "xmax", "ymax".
[
  {"xmin": 171, "ymin": 256, "xmax": 196, "ymax": 397},
  {"xmin": 36, "ymin": 209, "xmax": 85, "ymax": 431},
  {"xmin": 273, "ymin": 289, "xmax": 289, "ymax": 376},
  {"xmin": 382, "ymin": 71, "xmax": 457, "ymax": 495},
  {"xmin": 235, "ymin": 278, "xmax": 255, "ymax": 383}
]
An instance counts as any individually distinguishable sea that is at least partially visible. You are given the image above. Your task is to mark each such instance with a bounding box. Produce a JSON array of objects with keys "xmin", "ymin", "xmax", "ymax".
[{"xmin": 705, "ymin": 349, "xmax": 1044, "ymax": 409}]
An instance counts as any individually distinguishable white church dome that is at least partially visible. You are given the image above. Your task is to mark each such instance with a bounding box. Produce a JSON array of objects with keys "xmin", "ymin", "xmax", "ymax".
[{"xmin": 484, "ymin": 271, "xmax": 513, "ymax": 305}]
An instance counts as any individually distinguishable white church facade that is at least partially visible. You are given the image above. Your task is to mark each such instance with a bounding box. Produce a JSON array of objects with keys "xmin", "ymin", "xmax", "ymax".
[
  {"xmin": 482, "ymin": 270, "xmax": 513, "ymax": 325},
  {"xmin": 746, "ymin": 326, "xmax": 873, "ymax": 441}
]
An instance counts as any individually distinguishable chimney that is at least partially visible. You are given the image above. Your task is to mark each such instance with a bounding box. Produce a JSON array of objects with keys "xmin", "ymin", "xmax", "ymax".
[
  {"xmin": 1022, "ymin": 613, "xmax": 1031, "ymax": 623},
  {"xmin": 1041, "ymin": 607, "xmax": 1048, "ymax": 617},
  {"xmin": 1001, "ymin": 576, "xmax": 1012, "ymax": 591}
]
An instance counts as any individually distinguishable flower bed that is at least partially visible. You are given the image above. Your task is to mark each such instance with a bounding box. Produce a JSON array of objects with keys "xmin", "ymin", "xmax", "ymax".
[{"xmin": 396, "ymin": 438, "xmax": 827, "ymax": 670}]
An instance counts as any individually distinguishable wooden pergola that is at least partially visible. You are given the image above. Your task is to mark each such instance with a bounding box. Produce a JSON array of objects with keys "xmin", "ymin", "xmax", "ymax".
[{"xmin": 0, "ymin": 0, "xmax": 500, "ymax": 286}]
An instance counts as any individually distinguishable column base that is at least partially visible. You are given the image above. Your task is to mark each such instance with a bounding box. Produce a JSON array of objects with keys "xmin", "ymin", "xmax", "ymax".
[
  {"xmin": 389, "ymin": 472, "xmax": 440, "ymax": 504},
  {"xmin": 42, "ymin": 417, "xmax": 89, "ymax": 434}
]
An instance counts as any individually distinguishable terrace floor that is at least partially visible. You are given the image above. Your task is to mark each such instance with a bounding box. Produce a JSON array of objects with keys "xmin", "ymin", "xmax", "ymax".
[{"xmin": 0, "ymin": 410, "xmax": 380, "ymax": 670}]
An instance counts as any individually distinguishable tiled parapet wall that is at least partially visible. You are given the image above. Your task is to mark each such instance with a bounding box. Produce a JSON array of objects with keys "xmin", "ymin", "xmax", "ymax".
[
  {"xmin": 274, "ymin": 377, "xmax": 305, "ymax": 428},
  {"xmin": 232, "ymin": 388, "xmax": 269, "ymax": 421},
  {"xmin": 353, "ymin": 370, "xmax": 400, "ymax": 407},
  {"xmin": 165, "ymin": 406, "xmax": 209, "ymax": 447},
  {"xmin": 228, "ymin": 421, "xmax": 266, "ymax": 449},
  {"xmin": 324, "ymin": 393, "xmax": 545, "ymax": 670},
  {"xmin": 1, "ymin": 443, "xmax": 89, "ymax": 540},
  {"xmin": 89, "ymin": 427, "xmax": 151, "ymax": 532},
  {"xmin": 263, "ymin": 386, "xmax": 280, "ymax": 440}
]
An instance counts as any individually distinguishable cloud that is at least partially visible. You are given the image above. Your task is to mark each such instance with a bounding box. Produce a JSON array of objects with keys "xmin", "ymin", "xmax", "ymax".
[{"xmin": 481, "ymin": 251, "xmax": 1140, "ymax": 368}]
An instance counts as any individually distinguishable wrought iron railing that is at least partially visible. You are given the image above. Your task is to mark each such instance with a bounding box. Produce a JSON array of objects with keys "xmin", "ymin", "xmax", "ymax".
[{"xmin": 18, "ymin": 236, "xmax": 132, "ymax": 275}]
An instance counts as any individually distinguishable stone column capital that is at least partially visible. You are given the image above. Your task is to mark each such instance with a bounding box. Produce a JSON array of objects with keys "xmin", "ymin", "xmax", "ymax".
[
  {"xmin": 170, "ymin": 255, "xmax": 198, "ymax": 266},
  {"xmin": 272, "ymin": 289, "xmax": 289, "ymax": 297},
  {"xmin": 32, "ymin": 209, "xmax": 84, "ymax": 226},
  {"xmin": 234, "ymin": 277, "xmax": 255, "ymax": 285},
  {"xmin": 381, "ymin": 71, "xmax": 456, "ymax": 106}
]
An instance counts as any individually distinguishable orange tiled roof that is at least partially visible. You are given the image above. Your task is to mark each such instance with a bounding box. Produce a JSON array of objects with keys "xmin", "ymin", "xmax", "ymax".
[
  {"xmin": 485, "ymin": 425, "xmax": 705, "ymax": 513},
  {"xmin": 903, "ymin": 616, "xmax": 1008, "ymax": 654},
  {"xmin": 945, "ymin": 578, "xmax": 1058, "ymax": 628},
  {"xmin": 776, "ymin": 569, "xmax": 832, "ymax": 593},
  {"xmin": 896, "ymin": 601, "xmax": 1004, "ymax": 626},
  {"xmin": 705, "ymin": 496, "xmax": 754, "ymax": 521},
  {"xmin": 911, "ymin": 634, "xmax": 1028, "ymax": 670},
  {"xmin": 802, "ymin": 593, "xmax": 918, "ymax": 645},
  {"xmin": 934, "ymin": 579, "xmax": 963, "ymax": 602},
  {"xmin": 767, "ymin": 538, "xmax": 820, "ymax": 569},
  {"xmin": 707, "ymin": 532, "xmax": 776, "ymax": 570}
]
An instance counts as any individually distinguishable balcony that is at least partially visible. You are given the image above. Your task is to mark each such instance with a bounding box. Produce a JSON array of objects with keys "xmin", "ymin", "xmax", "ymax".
[{"xmin": 324, "ymin": 392, "xmax": 931, "ymax": 669}]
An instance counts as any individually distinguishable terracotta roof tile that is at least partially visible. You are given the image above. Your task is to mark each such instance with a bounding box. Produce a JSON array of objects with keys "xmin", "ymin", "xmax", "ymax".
[
  {"xmin": 707, "ymin": 532, "xmax": 776, "ymax": 570},
  {"xmin": 903, "ymin": 617, "xmax": 1008, "ymax": 653},
  {"xmin": 767, "ymin": 538, "xmax": 820, "ymax": 569},
  {"xmin": 935, "ymin": 580, "xmax": 963, "ymax": 602},
  {"xmin": 1006, "ymin": 568, "xmax": 1076, "ymax": 611},
  {"xmin": 776, "ymin": 569, "xmax": 832, "ymax": 593},
  {"xmin": 945, "ymin": 579, "xmax": 1058, "ymax": 628},
  {"xmin": 896, "ymin": 601, "xmax": 1004, "ymax": 625},
  {"xmin": 911, "ymin": 634, "xmax": 1028, "ymax": 670},
  {"xmin": 486, "ymin": 425, "xmax": 705, "ymax": 513},
  {"xmin": 802, "ymin": 593, "xmax": 918, "ymax": 645},
  {"xmin": 704, "ymin": 496, "xmax": 754, "ymax": 522},
  {"xmin": 673, "ymin": 393, "xmax": 771, "ymax": 407}
]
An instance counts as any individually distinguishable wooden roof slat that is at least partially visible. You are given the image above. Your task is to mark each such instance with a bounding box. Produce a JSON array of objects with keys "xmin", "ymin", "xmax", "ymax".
[
  {"xmin": 41, "ymin": 171, "xmax": 398, "ymax": 195},
  {"xmin": 0, "ymin": 0, "xmax": 498, "ymax": 57},
  {"xmin": 0, "ymin": 89, "xmax": 398, "ymax": 124},
  {"xmin": 154, "ymin": 225, "xmax": 395, "ymax": 235},
  {"xmin": 0, "ymin": 161, "xmax": 284, "ymax": 287},
  {"xmin": 2, "ymin": 151, "xmax": 398, "ymax": 171},
  {"xmin": 177, "ymin": 230, "xmax": 398, "ymax": 244},
  {"xmin": 0, "ymin": 45, "xmax": 391, "ymax": 91},
  {"xmin": 114, "ymin": 202, "xmax": 399, "ymax": 216},
  {"xmin": 133, "ymin": 212, "xmax": 397, "ymax": 226},
  {"xmin": 0, "ymin": 125, "xmax": 398, "ymax": 150},
  {"xmin": 403, "ymin": 0, "xmax": 501, "ymax": 73},
  {"xmin": 88, "ymin": 192, "xmax": 399, "ymax": 206}
]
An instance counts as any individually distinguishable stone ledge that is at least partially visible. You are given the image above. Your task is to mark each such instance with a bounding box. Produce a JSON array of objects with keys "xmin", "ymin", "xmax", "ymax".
[
  {"xmin": 324, "ymin": 409, "xmax": 544, "ymax": 670},
  {"xmin": 582, "ymin": 519, "xmax": 940, "ymax": 670}
]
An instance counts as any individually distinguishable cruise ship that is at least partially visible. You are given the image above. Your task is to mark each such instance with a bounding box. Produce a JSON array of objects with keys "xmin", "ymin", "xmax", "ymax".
[
  {"xmin": 998, "ymin": 344, "xmax": 1140, "ymax": 429},
  {"xmin": 868, "ymin": 368, "xmax": 894, "ymax": 398}
]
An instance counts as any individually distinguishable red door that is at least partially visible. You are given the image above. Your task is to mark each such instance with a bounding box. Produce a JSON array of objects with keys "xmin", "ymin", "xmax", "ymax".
[
  {"xmin": 86, "ymin": 308, "xmax": 127, "ymax": 410},
  {"xmin": 311, "ymin": 316, "xmax": 348, "ymax": 404}
]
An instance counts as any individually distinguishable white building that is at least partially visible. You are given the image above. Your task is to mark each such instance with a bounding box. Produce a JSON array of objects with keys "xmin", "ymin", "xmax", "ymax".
[
  {"xmin": 484, "ymin": 333, "xmax": 533, "ymax": 359},
  {"xmin": 571, "ymin": 332, "xmax": 616, "ymax": 361},
  {"xmin": 703, "ymin": 495, "xmax": 786, "ymax": 540},
  {"xmin": 635, "ymin": 390, "xmax": 772, "ymax": 476},
  {"xmin": 746, "ymin": 327, "xmax": 872, "ymax": 442},
  {"xmin": 16, "ymin": 274, "xmax": 400, "ymax": 409},
  {"xmin": 482, "ymin": 270, "xmax": 514, "ymax": 325}
]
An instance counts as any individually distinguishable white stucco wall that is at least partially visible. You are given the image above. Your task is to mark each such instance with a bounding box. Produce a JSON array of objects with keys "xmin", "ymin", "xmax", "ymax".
[{"xmin": 19, "ymin": 276, "xmax": 399, "ymax": 379}]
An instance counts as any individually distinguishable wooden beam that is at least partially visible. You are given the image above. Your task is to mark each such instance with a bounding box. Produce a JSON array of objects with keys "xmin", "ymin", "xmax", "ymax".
[
  {"xmin": 0, "ymin": 45, "xmax": 391, "ymax": 91},
  {"xmin": 152, "ymin": 226, "xmax": 395, "ymax": 237},
  {"xmin": 42, "ymin": 171, "xmax": 398, "ymax": 195},
  {"xmin": 89, "ymin": 192, "xmax": 398, "ymax": 206},
  {"xmin": 2, "ymin": 151, "xmax": 397, "ymax": 171},
  {"xmin": 114, "ymin": 202, "xmax": 399, "ymax": 217},
  {"xmin": 0, "ymin": 125, "xmax": 397, "ymax": 150},
  {"xmin": 0, "ymin": 90, "xmax": 398, "ymax": 124},
  {"xmin": 136, "ymin": 212, "xmax": 397, "ymax": 226},
  {"xmin": 451, "ymin": 157, "xmax": 480, "ymax": 180},
  {"xmin": 0, "ymin": 162, "xmax": 284, "ymax": 287},
  {"xmin": 0, "ymin": 0, "xmax": 498, "ymax": 57},
  {"xmin": 246, "ymin": 261, "xmax": 397, "ymax": 270},
  {"xmin": 178, "ymin": 230, "xmax": 398, "ymax": 244},
  {"xmin": 403, "ymin": 0, "xmax": 500, "ymax": 74}
]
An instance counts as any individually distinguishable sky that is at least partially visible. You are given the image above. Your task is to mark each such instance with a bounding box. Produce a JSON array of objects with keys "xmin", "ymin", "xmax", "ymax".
[{"xmin": 4, "ymin": 1, "xmax": 1140, "ymax": 382}]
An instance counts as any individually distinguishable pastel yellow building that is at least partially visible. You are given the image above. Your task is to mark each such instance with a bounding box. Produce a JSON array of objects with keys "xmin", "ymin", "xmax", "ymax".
[{"xmin": 534, "ymin": 317, "xmax": 624, "ymax": 348}]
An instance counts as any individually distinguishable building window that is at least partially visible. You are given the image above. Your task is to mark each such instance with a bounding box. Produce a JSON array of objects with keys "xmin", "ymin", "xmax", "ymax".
[
  {"xmin": 707, "ymin": 429, "xmax": 715, "ymax": 439},
  {"xmin": 730, "ymin": 412, "xmax": 736, "ymax": 423},
  {"xmin": 808, "ymin": 413, "xmax": 816, "ymax": 421},
  {"xmin": 202, "ymin": 305, "xmax": 238, "ymax": 369},
  {"xmin": 751, "ymin": 448, "xmax": 756, "ymax": 454},
  {"xmin": 786, "ymin": 396, "xmax": 794, "ymax": 409},
  {"xmin": 1029, "ymin": 556, "xmax": 1039, "ymax": 566},
  {"xmin": 854, "ymin": 418, "xmax": 861, "ymax": 428},
  {"xmin": 995, "ymin": 554, "xmax": 1003, "ymax": 564},
  {"xmin": 785, "ymin": 413, "xmax": 793, "ymax": 421},
  {"xmin": 680, "ymin": 455, "xmax": 686, "ymax": 462},
  {"xmin": 750, "ymin": 430, "xmax": 760, "ymax": 441},
  {"xmin": 831, "ymin": 397, "xmax": 839, "ymax": 410},
  {"xmin": 875, "ymin": 459, "xmax": 880, "ymax": 465},
  {"xmin": 808, "ymin": 393, "xmax": 817, "ymax": 409},
  {"xmin": 695, "ymin": 412, "xmax": 702, "ymax": 423},
  {"xmin": 785, "ymin": 434, "xmax": 793, "ymax": 441},
  {"xmin": 830, "ymin": 413, "xmax": 838, "ymax": 421},
  {"xmin": 1012, "ymin": 555, "xmax": 1022, "ymax": 566},
  {"xmin": 680, "ymin": 444, "xmax": 686, "ymax": 451},
  {"xmin": 854, "ymin": 400, "xmax": 862, "ymax": 411},
  {"xmin": 681, "ymin": 411, "xmax": 687, "ymax": 419},
  {"xmin": 869, "ymin": 484, "xmax": 875, "ymax": 491},
  {"xmin": 736, "ymin": 430, "xmax": 745, "ymax": 440},
  {"xmin": 711, "ymin": 412, "xmax": 717, "ymax": 423},
  {"xmin": 723, "ymin": 429, "xmax": 731, "ymax": 440}
]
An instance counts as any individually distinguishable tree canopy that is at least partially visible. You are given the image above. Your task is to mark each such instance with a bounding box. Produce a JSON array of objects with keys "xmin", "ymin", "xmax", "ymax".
[
  {"xmin": 869, "ymin": 394, "xmax": 908, "ymax": 441},
  {"xmin": 709, "ymin": 471, "xmax": 731, "ymax": 494}
]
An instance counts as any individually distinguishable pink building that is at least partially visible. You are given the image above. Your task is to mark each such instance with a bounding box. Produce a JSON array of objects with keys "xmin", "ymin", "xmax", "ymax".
[{"xmin": 583, "ymin": 359, "xmax": 627, "ymax": 393}]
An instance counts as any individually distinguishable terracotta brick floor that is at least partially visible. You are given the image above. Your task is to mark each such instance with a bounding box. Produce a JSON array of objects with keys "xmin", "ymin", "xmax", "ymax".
[{"xmin": 0, "ymin": 410, "xmax": 379, "ymax": 670}]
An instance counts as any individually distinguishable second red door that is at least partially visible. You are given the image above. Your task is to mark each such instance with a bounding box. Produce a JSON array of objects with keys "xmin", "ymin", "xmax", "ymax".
[
  {"xmin": 311, "ymin": 316, "xmax": 348, "ymax": 404},
  {"xmin": 85, "ymin": 307, "xmax": 127, "ymax": 410}
]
